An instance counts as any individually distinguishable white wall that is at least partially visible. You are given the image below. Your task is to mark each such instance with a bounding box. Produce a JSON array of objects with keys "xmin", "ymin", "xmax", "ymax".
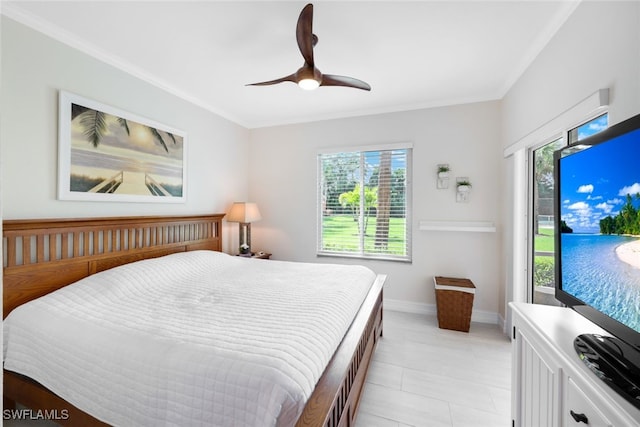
[
  {"xmin": 1, "ymin": 17, "xmax": 250, "ymax": 252},
  {"xmin": 248, "ymin": 102, "xmax": 505, "ymax": 322},
  {"xmin": 503, "ymin": 1, "xmax": 640, "ymax": 145},
  {"xmin": 501, "ymin": 1, "xmax": 640, "ymax": 322}
]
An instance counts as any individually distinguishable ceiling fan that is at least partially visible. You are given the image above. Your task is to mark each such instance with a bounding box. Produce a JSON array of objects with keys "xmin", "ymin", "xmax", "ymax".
[{"xmin": 247, "ymin": 3, "xmax": 371, "ymax": 91}]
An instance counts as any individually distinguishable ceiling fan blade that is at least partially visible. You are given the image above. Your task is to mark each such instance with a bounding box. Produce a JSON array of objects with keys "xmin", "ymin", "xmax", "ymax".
[
  {"xmin": 246, "ymin": 73, "xmax": 297, "ymax": 87},
  {"xmin": 321, "ymin": 74, "xmax": 371, "ymax": 91},
  {"xmin": 296, "ymin": 3, "xmax": 315, "ymax": 66}
]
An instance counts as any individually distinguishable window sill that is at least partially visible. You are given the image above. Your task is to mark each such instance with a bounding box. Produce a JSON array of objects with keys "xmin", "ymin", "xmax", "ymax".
[
  {"xmin": 317, "ymin": 252, "xmax": 412, "ymax": 263},
  {"xmin": 418, "ymin": 220, "xmax": 496, "ymax": 233}
]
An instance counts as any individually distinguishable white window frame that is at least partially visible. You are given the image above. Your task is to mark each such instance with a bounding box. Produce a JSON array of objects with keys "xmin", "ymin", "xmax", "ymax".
[
  {"xmin": 527, "ymin": 134, "xmax": 563, "ymax": 304},
  {"xmin": 317, "ymin": 142, "xmax": 413, "ymax": 262},
  {"xmin": 526, "ymin": 111, "xmax": 609, "ymax": 303}
]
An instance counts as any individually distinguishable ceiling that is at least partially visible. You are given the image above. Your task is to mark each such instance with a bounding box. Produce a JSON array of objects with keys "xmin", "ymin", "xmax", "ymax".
[{"xmin": 4, "ymin": 1, "xmax": 580, "ymax": 129}]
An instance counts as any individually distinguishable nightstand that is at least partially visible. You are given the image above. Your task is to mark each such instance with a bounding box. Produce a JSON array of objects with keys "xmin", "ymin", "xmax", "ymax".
[
  {"xmin": 251, "ymin": 251, "xmax": 271, "ymax": 259},
  {"xmin": 236, "ymin": 251, "xmax": 271, "ymax": 259}
]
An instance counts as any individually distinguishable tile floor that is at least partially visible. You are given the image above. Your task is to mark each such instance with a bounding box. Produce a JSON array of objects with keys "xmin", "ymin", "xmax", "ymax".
[{"xmin": 355, "ymin": 309, "xmax": 512, "ymax": 427}]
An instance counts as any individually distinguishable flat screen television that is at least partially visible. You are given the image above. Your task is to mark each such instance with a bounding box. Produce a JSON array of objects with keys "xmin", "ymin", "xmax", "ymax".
[{"xmin": 554, "ymin": 113, "xmax": 640, "ymax": 409}]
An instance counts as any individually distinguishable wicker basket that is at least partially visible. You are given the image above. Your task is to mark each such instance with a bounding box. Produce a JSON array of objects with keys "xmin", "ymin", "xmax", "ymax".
[{"xmin": 433, "ymin": 276, "xmax": 476, "ymax": 332}]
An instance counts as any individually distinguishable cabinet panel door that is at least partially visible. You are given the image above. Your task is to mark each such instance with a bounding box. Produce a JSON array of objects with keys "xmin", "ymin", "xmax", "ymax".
[{"xmin": 516, "ymin": 331, "xmax": 558, "ymax": 427}]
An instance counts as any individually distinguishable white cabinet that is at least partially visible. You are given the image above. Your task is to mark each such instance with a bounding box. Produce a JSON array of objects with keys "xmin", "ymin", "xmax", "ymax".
[{"xmin": 510, "ymin": 302, "xmax": 640, "ymax": 427}]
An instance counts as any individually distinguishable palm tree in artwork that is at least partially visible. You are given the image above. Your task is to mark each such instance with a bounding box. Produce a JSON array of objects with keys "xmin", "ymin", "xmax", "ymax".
[{"xmin": 71, "ymin": 104, "xmax": 176, "ymax": 152}]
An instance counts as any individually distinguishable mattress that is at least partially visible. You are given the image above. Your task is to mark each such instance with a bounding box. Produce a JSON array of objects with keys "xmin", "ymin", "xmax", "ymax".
[{"xmin": 3, "ymin": 250, "xmax": 376, "ymax": 427}]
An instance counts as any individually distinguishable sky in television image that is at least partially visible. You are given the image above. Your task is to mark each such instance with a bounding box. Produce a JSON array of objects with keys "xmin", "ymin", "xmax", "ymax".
[
  {"xmin": 560, "ymin": 128, "xmax": 640, "ymax": 333},
  {"xmin": 560, "ymin": 129, "xmax": 640, "ymax": 234}
]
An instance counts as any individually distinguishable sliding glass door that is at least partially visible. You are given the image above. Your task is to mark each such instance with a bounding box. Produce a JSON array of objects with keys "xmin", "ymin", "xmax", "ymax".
[{"xmin": 529, "ymin": 114, "xmax": 608, "ymax": 305}]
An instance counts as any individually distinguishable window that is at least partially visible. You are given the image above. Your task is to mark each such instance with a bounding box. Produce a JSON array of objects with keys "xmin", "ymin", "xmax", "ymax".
[
  {"xmin": 568, "ymin": 113, "xmax": 609, "ymax": 144},
  {"xmin": 531, "ymin": 137, "xmax": 564, "ymax": 305},
  {"xmin": 529, "ymin": 113, "xmax": 608, "ymax": 305},
  {"xmin": 318, "ymin": 145, "xmax": 412, "ymax": 261}
]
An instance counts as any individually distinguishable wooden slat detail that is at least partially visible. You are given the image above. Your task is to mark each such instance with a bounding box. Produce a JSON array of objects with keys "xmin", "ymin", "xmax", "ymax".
[
  {"xmin": 83, "ymin": 232, "xmax": 90, "ymax": 256},
  {"xmin": 6, "ymin": 235, "xmax": 16, "ymax": 267},
  {"xmin": 103, "ymin": 230, "xmax": 109, "ymax": 253},
  {"xmin": 22, "ymin": 236, "xmax": 31, "ymax": 266},
  {"xmin": 37, "ymin": 235, "xmax": 45, "ymax": 263},
  {"xmin": 49, "ymin": 234, "xmax": 56, "ymax": 262},
  {"xmin": 72, "ymin": 233, "xmax": 80, "ymax": 258},
  {"xmin": 114, "ymin": 229, "xmax": 121, "ymax": 252},
  {"xmin": 61, "ymin": 233, "xmax": 69, "ymax": 260},
  {"xmin": 93, "ymin": 231, "xmax": 100, "ymax": 255}
]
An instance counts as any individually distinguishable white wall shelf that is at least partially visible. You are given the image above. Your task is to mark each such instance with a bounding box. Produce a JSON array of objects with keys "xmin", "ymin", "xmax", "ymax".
[{"xmin": 419, "ymin": 220, "xmax": 496, "ymax": 233}]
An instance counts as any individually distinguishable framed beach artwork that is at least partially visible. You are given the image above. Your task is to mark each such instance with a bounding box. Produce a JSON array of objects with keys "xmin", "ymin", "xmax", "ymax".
[{"xmin": 58, "ymin": 91, "xmax": 187, "ymax": 203}]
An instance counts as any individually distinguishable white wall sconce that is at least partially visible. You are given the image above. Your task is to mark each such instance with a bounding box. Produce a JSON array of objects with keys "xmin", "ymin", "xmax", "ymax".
[
  {"xmin": 437, "ymin": 164, "xmax": 450, "ymax": 189},
  {"xmin": 456, "ymin": 177, "xmax": 472, "ymax": 203}
]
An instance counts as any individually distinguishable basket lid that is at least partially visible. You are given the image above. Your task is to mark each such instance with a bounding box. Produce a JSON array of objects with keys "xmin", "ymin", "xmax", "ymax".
[{"xmin": 433, "ymin": 276, "xmax": 476, "ymax": 294}]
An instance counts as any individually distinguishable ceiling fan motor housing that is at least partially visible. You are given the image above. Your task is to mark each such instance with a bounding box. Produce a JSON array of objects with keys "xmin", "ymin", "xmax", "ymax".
[{"xmin": 296, "ymin": 65, "xmax": 322, "ymax": 88}]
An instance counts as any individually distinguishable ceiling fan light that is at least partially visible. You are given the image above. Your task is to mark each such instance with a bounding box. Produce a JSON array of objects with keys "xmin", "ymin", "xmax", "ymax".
[{"xmin": 298, "ymin": 78, "xmax": 320, "ymax": 90}]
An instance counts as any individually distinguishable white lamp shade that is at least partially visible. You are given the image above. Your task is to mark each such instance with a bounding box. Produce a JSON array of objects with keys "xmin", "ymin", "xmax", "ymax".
[{"xmin": 227, "ymin": 202, "xmax": 262, "ymax": 223}]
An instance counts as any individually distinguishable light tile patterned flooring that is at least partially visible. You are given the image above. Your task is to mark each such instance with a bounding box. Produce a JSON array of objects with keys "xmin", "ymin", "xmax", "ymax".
[{"xmin": 355, "ymin": 309, "xmax": 512, "ymax": 427}]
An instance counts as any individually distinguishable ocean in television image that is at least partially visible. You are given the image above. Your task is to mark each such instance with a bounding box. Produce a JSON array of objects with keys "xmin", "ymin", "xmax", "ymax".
[{"xmin": 560, "ymin": 129, "xmax": 640, "ymax": 333}]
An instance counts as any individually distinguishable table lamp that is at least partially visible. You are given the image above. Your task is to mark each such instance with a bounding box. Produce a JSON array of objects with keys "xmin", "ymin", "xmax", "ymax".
[{"xmin": 227, "ymin": 202, "xmax": 261, "ymax": 255}]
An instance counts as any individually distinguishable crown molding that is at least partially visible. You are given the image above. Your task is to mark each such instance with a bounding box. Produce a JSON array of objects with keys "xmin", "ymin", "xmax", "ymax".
[{"xmin": 1, "ymin": 3, "xmax": 246, "ymax": 128}]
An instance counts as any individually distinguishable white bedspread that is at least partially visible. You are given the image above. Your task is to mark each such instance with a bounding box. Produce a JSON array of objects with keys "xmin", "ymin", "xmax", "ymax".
[{"xmin": 3, "ymin": 251, "xmax": 376, "ymax": 427}]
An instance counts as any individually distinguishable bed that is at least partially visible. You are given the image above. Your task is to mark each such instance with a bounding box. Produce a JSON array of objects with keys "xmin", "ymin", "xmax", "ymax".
[{"xmin": 2, "ymin": 214, "xmax": 385, "ymax": 427}]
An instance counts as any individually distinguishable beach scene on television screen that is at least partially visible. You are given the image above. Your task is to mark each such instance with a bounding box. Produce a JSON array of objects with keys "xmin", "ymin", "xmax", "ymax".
[
  {"xmin": 69, "ymin": 103, "xmax": 184, "ymax": 197},
  {"xmin": 560, "ymin": 130, "xmax": 640, "ymax": 333}
]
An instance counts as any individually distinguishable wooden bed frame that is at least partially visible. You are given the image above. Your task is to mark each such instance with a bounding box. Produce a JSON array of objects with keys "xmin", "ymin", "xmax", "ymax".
[{"xmin": 3, "ymin": 214, "xmax": 384, "ymax": 427}]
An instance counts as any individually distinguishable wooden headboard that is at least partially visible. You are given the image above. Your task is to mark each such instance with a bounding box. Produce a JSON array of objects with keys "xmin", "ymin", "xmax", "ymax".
[{"xmin": 3, "ymin": 214, "xmax": 224, "ymax": 318}]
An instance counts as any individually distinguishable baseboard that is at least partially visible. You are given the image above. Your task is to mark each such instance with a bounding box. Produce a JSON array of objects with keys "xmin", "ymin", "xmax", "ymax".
[
  {"xmin": 384, "ymin": 297, "xmax": 500, "ymax": 325},
  {"xmin": 497, "ymin": 312, "xmax": 507, "ymax": 335}
]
